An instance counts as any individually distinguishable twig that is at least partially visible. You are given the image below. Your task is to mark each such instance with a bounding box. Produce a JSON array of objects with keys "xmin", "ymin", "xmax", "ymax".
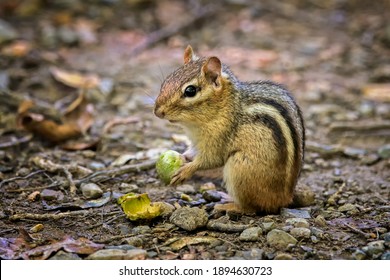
[
  {"xmin": 94, "ymin": 233, "xmax": 137, "ymax": 243},
  {"xmin": 343, "ymin": 223, "xmax": 373, "ymax": 239},
  {"xmin": 129, "ymin": 4, "xmax": 217, "ymax": 57},
  {"xmin": 0, "ymin": 170, "xmax": 45, "ymax": 188},
  {"xmin": 9, "ymin": 210, "xmax": 90, "ymax": 221},
  {"xmin": 0, "ymin": 133, "xmax": 33, "ymax": 149},
  {"xmin": 61, "ymin": 166, "xmax": 76, "ymax": 194},
  {"xmin": 74, "ymin": 159, "xmax": 156, "ymax": 186}
]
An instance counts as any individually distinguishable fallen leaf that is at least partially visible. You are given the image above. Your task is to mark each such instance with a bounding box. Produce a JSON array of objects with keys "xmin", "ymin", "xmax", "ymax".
[
  {"xmin": 1, "ymin": 40, "xmax": 32, "ymax": 57},
  {"xmin": 363, "ymin": 83, "xmax": 390, "ymax": 102},
  {"xmin": 118, "ymin": 193, "xmax": 163, "ymax": 221},
  {"xmin": 50, "ymin": 66, "xmax": 100, "ymax": 89},
  {"xmin": 20, "ymin": 236, "xmax": 104, "ymax": 260},
  {"xmin": 165, "ymin": 236, "xmax": 222, "ymax": 251},
  {"xmin": 17, "ymin": 92, "xmax": 94, "ymax": 143}
]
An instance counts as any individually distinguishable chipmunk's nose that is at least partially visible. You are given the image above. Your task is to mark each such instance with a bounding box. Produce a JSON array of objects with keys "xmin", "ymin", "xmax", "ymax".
[{"xmin": 154, "ymin": 104, "xmax": 165, "ymax": 118}]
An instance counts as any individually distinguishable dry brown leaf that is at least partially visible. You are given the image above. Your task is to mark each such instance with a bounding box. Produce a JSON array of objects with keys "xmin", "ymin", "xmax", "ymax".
[
  {"xmin": 64, "ymin": 92, "xmax": 94, "ymax": 133},
  {"xmin": 50, "ymin": 67, "xmax": 100, "ymax": 89},
  {"xmin": 363, "ymin": 83, "xmax": 390, "ymax": 102},
  {"xmin": 60, "ymin": 138, "xmax": 100, "ymax": 151},
  {"xmin": 1, "ymin": 41, "xmax": 32, "ymax": 57},
  {"xmin": 17, "ymin": 93, "xmax": 94, "ymax": 143}
]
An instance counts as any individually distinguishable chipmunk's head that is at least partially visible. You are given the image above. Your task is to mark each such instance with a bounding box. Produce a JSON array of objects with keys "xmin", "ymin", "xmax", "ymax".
[{"xmin": 154, "ymin": 45, "xmax": 226, "ymax": 125}]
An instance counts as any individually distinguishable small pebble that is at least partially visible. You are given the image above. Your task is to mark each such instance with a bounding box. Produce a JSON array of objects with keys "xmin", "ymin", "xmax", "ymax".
[
  {"xmin": 16, "ymin": 167, "xmax": 31, "ymax": 177},
  {"xmin": 86, "ymin": 249, "xmax": 147, "ymax": 260},
  {"xmin": 274, "ymin": 253, "xmax": 293, "ymax": 260},
  {"xmin": 381, "ymin": 252, "xmax": 390, "ymax": 260},
  {"xmin": 0, "ymin": 19, "xmax": 18, "ymax": 44},
  {"xmin": 239, "ymin": 227, "xmax": 263, "ymax": 241},
  {"xmin": 290, "ymin": 227, "xmax": 311, "ymax": 239},
  {"xmin": 338, "ymin": 203, "xmax": 358, "ymax": 212},
  {"xmin": 267, "ymin": 229, "xmax": 298, "ymax": 250},
  {"xmin": 170, "ymin": 207, "xmax": 208, "ymax": 231},
  {"xmin": 281, "ymin": 208, "xmax": 311, "ymax": 219},
  {"xmin": 286, "ymin": 218, "xmax": 310, "ymax": 228},
  {"xmin": 132, "ymin": 226, "xmax": 151, "ymax": 235},
  {"xmin": 382, "ymin": 232, "xmax": 390, "ymax": 242},
  {"xmin": 352, "ymin": 249, "xmax": 366, "ymax": 260},
  {"xmin": 311, "ymin": 227, "xmax": 324, "ymax": 238},
  {"xmin": 199, "ymin": 182, "xmax": 216, "ymax": 192},
  {"xmin": 314, "ymin": 215, "xmax": 327, "ymax": 227},
  {"xmin": 49, "ymin": 250, "xmax": 82, "ymax": 260},
  {"xmin": 40, "ymin": 189, "xmax": 63, "ymax": 201},
  {"xmin": 125, "ymin": 237, "xmax": 144, "ymax": 247},
  {"xmin": 262, "ymin": 221, "xmax": 276, "ymax": 232},
  {"xmin": 81, "ymin": 183, "xmax": 103, "ymax": 199},
  {"xmin": 362, "ymin": 241, "xmax": 385, "ymax": 256},
  {"xmin": 89, "ymin": 161, "xmax": 105, "ymax": 170},
  {"xmin": 202, "ymin": 190, "xmax": 222, "ymax": 202},
  {"xmin": 311, "ymin": 236, "xmax": 319, "ymax": 243},
  {"xmin": 118, "ymin": 183, "xmax": 139, "ymax": 193},
  {"xmin": 176, "ymin": 184, "xmax": 196, "ymax": 194},
  {"xmin": 378, "ymin": 144, "xmax": 390, "ymax": 159}
]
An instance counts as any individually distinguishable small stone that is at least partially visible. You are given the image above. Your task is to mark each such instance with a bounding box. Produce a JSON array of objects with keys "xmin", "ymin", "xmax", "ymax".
[
  {"xmin": 382, "ymin": 232, "xmax": 390, "ymax": 242},
  {"xmin": 239, "ymin": 227, "xmax": 263, "ymax": 242},
  {"xmin": 132, "ymin": 225, "xmax": 151, "ymax": 235},
  {"xmin": 311, "ymin": 236, "xmax": 319, "ymax": 243},
  {"xmin": 310, "ymin": 227, "xmax": 324, "ymax": 238},
  {"xmin": 125, "ymin": 237, "xmax": 144, "ymax": 247},
  {"xmin": 314, "ymin": 215, "xmax": 327, "ymax": 227},
  {"xmin": 99, "ymin": 78, "xmax": 115, "ymax": 96},
  {"xmin": 159, "ymin": 202, "xmax": 175, "ymax": 217},
  {"xmin": 281, "ymin": 208, "xmax": 311, "ymax": 219},
  {"xmin": 49, "ymin": 250, "xmax": 82, "ymax": 260},
  {"xmin": 381, "ymin": 252, "xmax": 390, "ymax": 260},
  {"xmin": 81, "ymin": 183, "xmax": 103, "ymax": 199},
  {"xmin": 16, "ymin": 167, "xmax": 31, "ymax": 177},
  {"xmin": 286, "ymin": 218, "xmax": 310, "ymax": 228},
  {"xmin": 248, "ymin": 248, "xmax": 264, "ymax": 260},
  {"xmin": 274, "ymin": 253, "xmax": 293, "ymax": 260},
  {"xmin": 262, "ymin": 222, "xmax": 276, "ymax": 232},
  {"xmin": 199, "ymin": 182, "xmax": 216, "ymax": 192},
  {"xmin": 202, "ymin": 190, "xmax": 222, "ymax": 202},
  {"xmin": 176, "ymin": 184, "xmax": 196, "ymax": 194},
  {"xmin": 0, "ymin": 19, "xmax": 18, "ymax": 44},
  {"xmin": 118, "ymin": 183, "xmax": 139, "ymax": 193},
  {"xmin": 290, "ymin": 227, "xmax": 311, "ymax": 239},
  {"xmin": 118, "ymin": 224, "xmax": 131, "ymax": 235},
  {"xmin": 363, "ymin": 241, "xmax": 385, "ymax": 256},
  {"xmin": 378, "ymin": 144, "xmax": 390, "ymax": 159},
  {"xmin": 170, "ymin": 207, "xmax": 208, "ymax": 231},
  {"xmin": 40, "ymin": 189, "xmax": 64, "ymax": 201},
  {"xmin": 338, "ymin": 203, "xmax": 357, "ymax": 212},
  {"xmin": 267, "ymin": 229, "xmax": 298, "ymax": 250},
  {"xmin": 57, "ymin": 26, "xmax": 79, "ymax": 45},
  {"xmin": 89, "ymin": 161, "xmax": 105, "ymax": 170},
  {"xmin": 86, "ymin": 249, "xmax": 147, "ymax": 260},
  {"xmin": 352, "ymin": 249, "xmax": 366, "ymax": 260}
]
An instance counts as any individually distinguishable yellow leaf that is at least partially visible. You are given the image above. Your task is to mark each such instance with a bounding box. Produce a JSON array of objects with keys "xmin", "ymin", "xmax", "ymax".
[
  {"xmin": 118, "ymin": 193, "xmax": 163, "ymax": 221},
  {"xmin": 50, "ymin": 67, "xmax": 100, "ymax": 89}
]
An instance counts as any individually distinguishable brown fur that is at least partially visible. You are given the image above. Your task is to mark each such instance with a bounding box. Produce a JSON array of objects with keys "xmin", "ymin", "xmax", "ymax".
[{"xmin": 154, "ymin": 46, "xmax": 305, "ymax": 213}]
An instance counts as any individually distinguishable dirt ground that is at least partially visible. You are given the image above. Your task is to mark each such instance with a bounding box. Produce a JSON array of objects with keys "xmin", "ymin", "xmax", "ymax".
[{"xmin": 0, "ymin": 0, "xmax": 389, "ymax": 260}]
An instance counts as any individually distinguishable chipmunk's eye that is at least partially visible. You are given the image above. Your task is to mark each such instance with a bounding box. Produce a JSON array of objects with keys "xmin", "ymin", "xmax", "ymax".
[{"xmin": 183, "ymin": 85, "xmax": 198, "ymax": 98}]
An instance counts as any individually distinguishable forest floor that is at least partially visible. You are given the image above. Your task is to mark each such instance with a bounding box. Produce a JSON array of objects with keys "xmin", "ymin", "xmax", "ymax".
[{"xmin": 0, "ymin": 0, "xmax": 389, "ymax": 260}]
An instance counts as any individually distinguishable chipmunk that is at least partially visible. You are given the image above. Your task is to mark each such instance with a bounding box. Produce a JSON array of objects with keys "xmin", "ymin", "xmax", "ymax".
[{"xmin": 154, "ymin": 46, "xmax": 305, "ymax": 213}]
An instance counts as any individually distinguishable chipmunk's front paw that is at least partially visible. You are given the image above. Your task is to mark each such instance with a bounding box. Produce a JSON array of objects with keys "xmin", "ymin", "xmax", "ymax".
[{"xmin": 170, "ymin": 164, "xmax": 195, "ymax": 186}]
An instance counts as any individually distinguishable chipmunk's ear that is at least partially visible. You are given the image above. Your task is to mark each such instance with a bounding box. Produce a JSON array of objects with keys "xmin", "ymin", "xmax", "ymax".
[
  {"xmin": 184, "ymin": 45, "xmax": 197, "ymax": 64},
  {"xmin": 201, "ymin": 56, "xmax": 222, "ymax": 87}
]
